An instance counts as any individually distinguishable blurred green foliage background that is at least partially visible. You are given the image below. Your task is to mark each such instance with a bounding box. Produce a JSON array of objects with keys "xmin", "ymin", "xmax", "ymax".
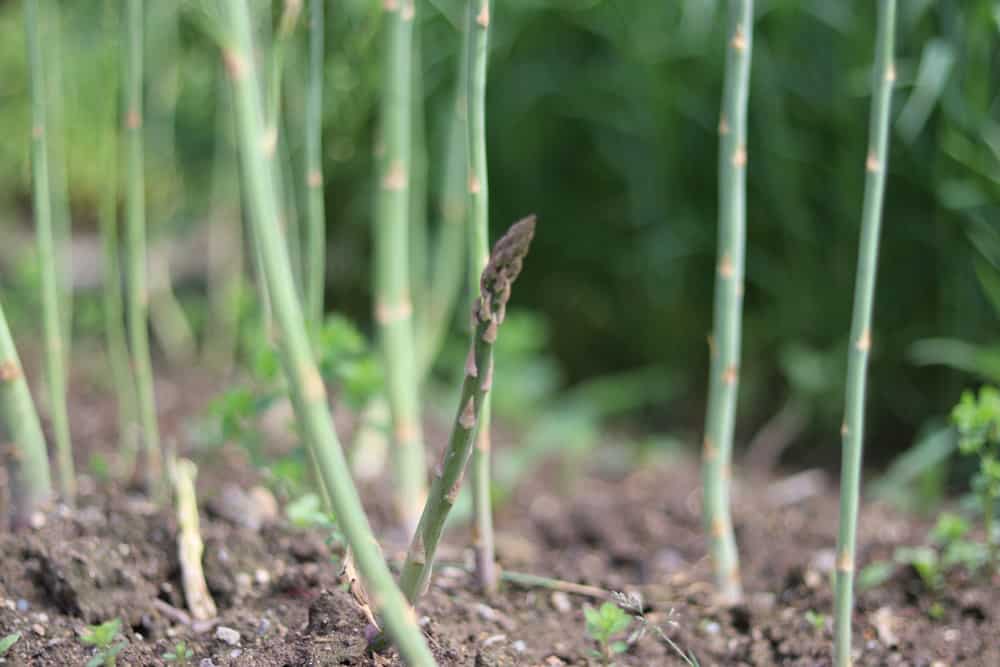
[{"xmin": 0, "ymin": 0, "xmax": 998, "ymax": 472}]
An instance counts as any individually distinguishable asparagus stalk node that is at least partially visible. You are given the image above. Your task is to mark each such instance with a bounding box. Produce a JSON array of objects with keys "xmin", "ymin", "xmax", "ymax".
[
  {"xmin": 0, "ymin": 304, "xmax": 52, "ymax": 529},
  {"xmin": 371, "ymin": 215, "xmax": 536, "ymax": 653},
  {"xmin": 833, "ymin": 2, "xmax": 896, "ymax": 665},
  {"xmin": 217, "ymin": 1, "xmax": 436, "ymax": 662},
  {"xmin": 702, "ymin": 0, "xmax": 753, "ymax": 605},
  {"xmin": 375, "ymin": 0, "xmax": 428, "ymax": 532},
  {"xmin": 25, "ymin": 0, "xmax": 75, "ymax": 504},
  {"xmin": 123, "ymin": 0, "xmax": 163, "ymax": 497},
  {"xmin": 464, "ymin": 0, "xmax": 497, "ymax": 593}
]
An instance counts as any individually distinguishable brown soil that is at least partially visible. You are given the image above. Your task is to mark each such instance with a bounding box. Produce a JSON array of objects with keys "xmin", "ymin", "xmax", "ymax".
[{"xmin": 0, "ymin": 369, "xmax": 997, "ymax": 666}]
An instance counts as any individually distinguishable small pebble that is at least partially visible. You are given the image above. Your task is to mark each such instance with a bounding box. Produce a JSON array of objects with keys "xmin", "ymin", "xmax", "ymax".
[
  {"xmin": 512, "ymin": 640, "xmax": 526, "ymax": 653},
  {"xmin": 482, "ymin": 634, "xmax": 506, "ymax": 647},
  {"xmin": 16, "ymin": 599, "xmax": 29, "ymax": 612},
  {"xmin": 943, "ymin": 628, "xmax": 959, "ymax": 642},
  {"xmin": 34, "ymin": 613, "xmax": 48, "ymax": 624},
  {"xmin": 32, "ymin": 624, "xmax": 45, "ymax": 636},
  {"xmin": 254, "ymin": 569, "xmax": 271, "ymax": 586},
  {"xmin": 256, "ymin": 618, "xmax": 271, "ymax": 636},
  {"xmin": 418, "ymin": 616, "xmax": 431, "ymax": 627},
  {"xmin": 199, "ymin": 660, "xmax": 217, "ymax": 667},
  {"xmin": 230, "ymin": 649, "xmax": 242, "ymax": 659},
  {"xmin": 215, "ymin": 626, "xmax": 241, "ymax": 646},
  {"xmin": 550, "ymin": 592, "xmax": 571, "ymax": 613},
  {"xmin": 544, "ymin": 657, "xmax": 566, "ymax": 666},
  {"xmin": 702, "ymin": 620, "xmax": 721, "ymax": 635}
]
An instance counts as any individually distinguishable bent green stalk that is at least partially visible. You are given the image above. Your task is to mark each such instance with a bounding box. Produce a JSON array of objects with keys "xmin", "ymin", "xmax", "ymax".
[
  {"xmin": 25, "ymin": 0, "xmax": 74, "ymax": 503},
  {"xmin": 123, "ymin": 0, "xmax": 163, "ymax": 496},
  {"xmin": 465, "ymin": 0, "xmax": 496, "ymax": 592},
  {"xmin": 0, "ymin": 303, "xmax": 52, "ymax": 528},
  {"xmin": 702, "ymin": 0, "xmax": 753, "ymax": 605},
  {"xmin": 217, "ymin": 1, "xmax": 435, "ymax": 663},
  {"xmin": 370, "ymin": 216, "xmax": 536, "ymax": 653},
  {"xmin": 304, "ymin": 0, "xmax": 325, "ymax": 328},
  {"xmin": 375, "ymin": 0, "xmax": 427, "ymax": 532},
  {"xmin": 833, "ymin": 2, "xmax": 896, "ymax": 665}
]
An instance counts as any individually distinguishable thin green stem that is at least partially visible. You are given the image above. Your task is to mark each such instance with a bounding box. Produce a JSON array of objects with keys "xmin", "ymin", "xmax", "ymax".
[
  {"xmin": 702, "ymin": 0, "xmax": 753, "ymax": 605},
  {"xmin": 465, "ymin": 0, "xmax": 497, "ymax": 593},
  {"xmin": 217, "ymin": 1, "xmax": 435, "ymax": 662},
  {"xmin": 97, "ymin": 2, "xmax": 139, "ymax": 478},
  {"xmin": 409, "ymin": 23, "xmax": 429, "ymax": 328},
  {"xmin": 123, "ymin": 0, "xmax": 163, "ymax": 497},
  {"xmin": 0, "ymin": 303, "xmax": 52, "ymax": 528},
  {"xmin": 304, "ymin": 0, "xmax": 325, "ymax": 328},
  {"xmin": 371, "ymin": 216, "xmax": 536, "ymax": 653},
  {"xmin": 833, "ymin": 2, "xmax": 896, "ymax": 665},
  {"xmin": 375, "ymin": 0, "xmax": 427, "ymax": 533},
  {"xmin": 26, "ymin": 0, "xmax": 74, "ymax": 504}
]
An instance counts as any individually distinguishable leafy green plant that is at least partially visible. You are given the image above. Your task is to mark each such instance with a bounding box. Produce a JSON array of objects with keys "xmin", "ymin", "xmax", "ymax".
[
  {"xmin": 0, "ymin": 632, "xmax": 20, "ymax": 656},
  {"xmin": 952, "ymin": 386, "xmax": 1000, "ymax": 566},
  {"xmin": 585, "ymin": 602, "xmax": 632, "ymax": 664},
  {"xmin": 162, "ymin": 640, "xmax": 193, "ymax": 664},
  {"xmin": 804, "ymin": 610, "xmax": 826, "ymax": 633},
  {"xmin": 80, "ymin": 619, "xmax": 127, "ymax": 667}
]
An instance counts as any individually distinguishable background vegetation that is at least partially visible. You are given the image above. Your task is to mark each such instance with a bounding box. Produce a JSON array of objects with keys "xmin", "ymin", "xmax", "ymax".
[{"xmin": 0, "ymin": 0, "xmax": 997, "ymax": 479}]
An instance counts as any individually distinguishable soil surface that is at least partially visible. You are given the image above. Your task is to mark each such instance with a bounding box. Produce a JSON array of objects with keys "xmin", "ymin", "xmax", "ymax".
[{"xmin": 0, "ymin": 368, "xmax": 997, "ymax": 666}]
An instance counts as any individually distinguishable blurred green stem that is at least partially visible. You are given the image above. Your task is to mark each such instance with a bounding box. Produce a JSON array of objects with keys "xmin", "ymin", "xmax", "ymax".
[
  {"xmin": 123, "ymin": 0, "xmax": 163, "ymax": 497},
  {"xmin": 409, "ymin": 23, "xmax": 429, "ymax": 327},
  {"xmin": 702, "ymin": 0, "xmax": 753, "ymax": 605},
  {"xmin": 0, "ymin": 303, "xmax": 52, "ymax": 528},
  {"xmin": 26, "ymin": 0, "xmax": 74, "ymax": 504},
  {"xmin": 833, "ymin": 2, "xmax": 896, "ymax": 665},
  {"xmin": 217, "ymin": 1, "xmax": 435, "ymax": 663},
  {"xmin": 465, "ymin": 0, "xmax": 496, "ymax": 593},
  {"xmin": 304, "ymin": 0, "xmax": 325, "ymax": 328},
  {"xmin": 375, "ymin": 0, "xmax": 427, "ymax": 532}
]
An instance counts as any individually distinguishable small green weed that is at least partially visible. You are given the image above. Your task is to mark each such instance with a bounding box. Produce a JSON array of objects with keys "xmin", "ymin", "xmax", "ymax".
[
  {"xmin": 804, "ymin": 610, "xmax": 826, "ymax": 633},
  {"xmin": 80, "ymin": 618, "xmax": 127, "ymax": 667},
  {"xmin": 0, "ymin": 632, "xmax": 20, "ymax": 656},
  {"xmin": 952, "ymin": 386, "xmax": 1000, "ymax": 566},
  {"xmin": 612, "ymin": 592, "xmax": 700, "ymax": 667},
  {"xmin": 584, "ymin": 601, "xmax": 631, "ymax": 664},
  {"xmin": 162, "ymin": 639, "xmax": 194, "ymax": 664}
]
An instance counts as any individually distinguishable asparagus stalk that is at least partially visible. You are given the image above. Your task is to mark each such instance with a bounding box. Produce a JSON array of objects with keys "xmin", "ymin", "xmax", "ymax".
[
  {"xmin": 25, "ymin": 0, "xmax": 74, "ymax": 503},
  {"xmin": 701, "ymin": 0, "xmax": 753, "ymax": 604},
  {"xmin": 97, "ymin": 2, "xmax": 139, "ymax": 477},
  {"xmin": 123, "ymin": 0, "xmax": 163, "ymax": 496},
  {"xmin": 304, "ymin": 0, "xmax": 325, "ymax": 328},
  {"xmin": 216, "ymin": 2, "xmax": 435, "ymax": 662},
  {"xmin": 173, "ymin": 458, "xmax": 218, "ymax": 621},
  {"xmin": 375, "ymin": 0, "xmax": 427, "ymax": 532},
  {"xmin": 0, "ymin": 303, "xmax": 52, "ymax": 528},
  {"xmin": 42, "ymin": 1, "xmax": 73, "ymax": 361},
  {"xmin": 465, "ymin": 0, "xmax": 497, "ymax": 592},
  {"xmin": 409, "ymin": 23, "xmax": 429, "ymax": 326},
  {"xmin": 379, "ymin": 216, "xmax": 535, "ymax": 641},
  {"xmin": 833, "ymin": 3, "xmax": 896, "ymax": 664}
]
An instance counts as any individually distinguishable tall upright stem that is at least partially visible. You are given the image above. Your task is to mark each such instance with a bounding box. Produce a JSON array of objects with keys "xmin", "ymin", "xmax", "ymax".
[
  {"xmin": 304, "ymin": 0, "xmax": 325, "ymax": 328},
  {"xmin": 409, "ymin": 23, "xmax": 429, "ymax": 327},
  {"xmin": 0, "ymin": 303, "xmax": 52, "ymax": 528},
  {"xmin": 833, "ymin": 2, "xmax": 896, "ymax": 664},
  {"xmin": 702, "ymin": 0, "xmax": 753, "ymax": 605},
  {"xmin": 375, "ymin": 0, "xmax": 427, "ymax": 532},
  {"xmin": 25, "ymin": 0, "xmax": 74, "ymax": 503},
  {"xmin": 217, "ymin": 2, "xmax": 435, "ymax": 663},
  {"xmin": 98, "ymin": 1, "xmax": 139, "ymax": 477},
  {"xmin": 465, "ymin": 0, "xmax": 496, "ymax": 592},
  {"xmin": 123, "ymin": 0, "xmax": 163, "ymax": 496}
]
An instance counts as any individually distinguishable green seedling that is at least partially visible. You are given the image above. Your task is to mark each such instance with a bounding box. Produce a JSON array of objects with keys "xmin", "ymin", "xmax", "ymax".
[
  {"xmin": 0, "ymin": 632, "xmax": 20, "ymax": 656},
  {"xmin": 162, "ymin": 640, "xmax": 194, "ymax": 664},
  {"xmin": 932, "ymin": 512, "xmax": 988, "ymax": 573},
  {"xmin": 894, "ymin": 546, "xmax": 942, "ymax": 590},
  {"xmin": 952, "ymin": 386, "xmax": 1000, "ymax": 567},
  {"xmin": 585, "ymin": 601, "xmax": 632, "ymax": 664},
  {"xmin": 613, "ymin": 592, "xmax": 700, "ymax": 667},
  {"xmin": 804, "ymin": 610, "xmax": 826, "ymax": 633},
  {"xmin": 80, "ymin": 618, "xmax": 127, "ymax": 667}
]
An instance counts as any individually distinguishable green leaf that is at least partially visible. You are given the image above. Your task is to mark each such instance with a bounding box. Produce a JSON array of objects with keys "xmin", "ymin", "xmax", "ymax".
[
  {"xmin": 81, "ymin": 618, "xmax": 121, "ymax": 648},
  {"xmin": 931, "ymin": 512, "xmax": 970, "ymax": 544},
  {"xmin": 610, "ymin": 640, "xmax": 628, "ymax": 654},
  {"xmin": 0, "ymin": 632, "xmax": 21, "ymax": 656},
  {"xmin": 857, "ymin": 560, "xmax": 895, "ymax": 591}
]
